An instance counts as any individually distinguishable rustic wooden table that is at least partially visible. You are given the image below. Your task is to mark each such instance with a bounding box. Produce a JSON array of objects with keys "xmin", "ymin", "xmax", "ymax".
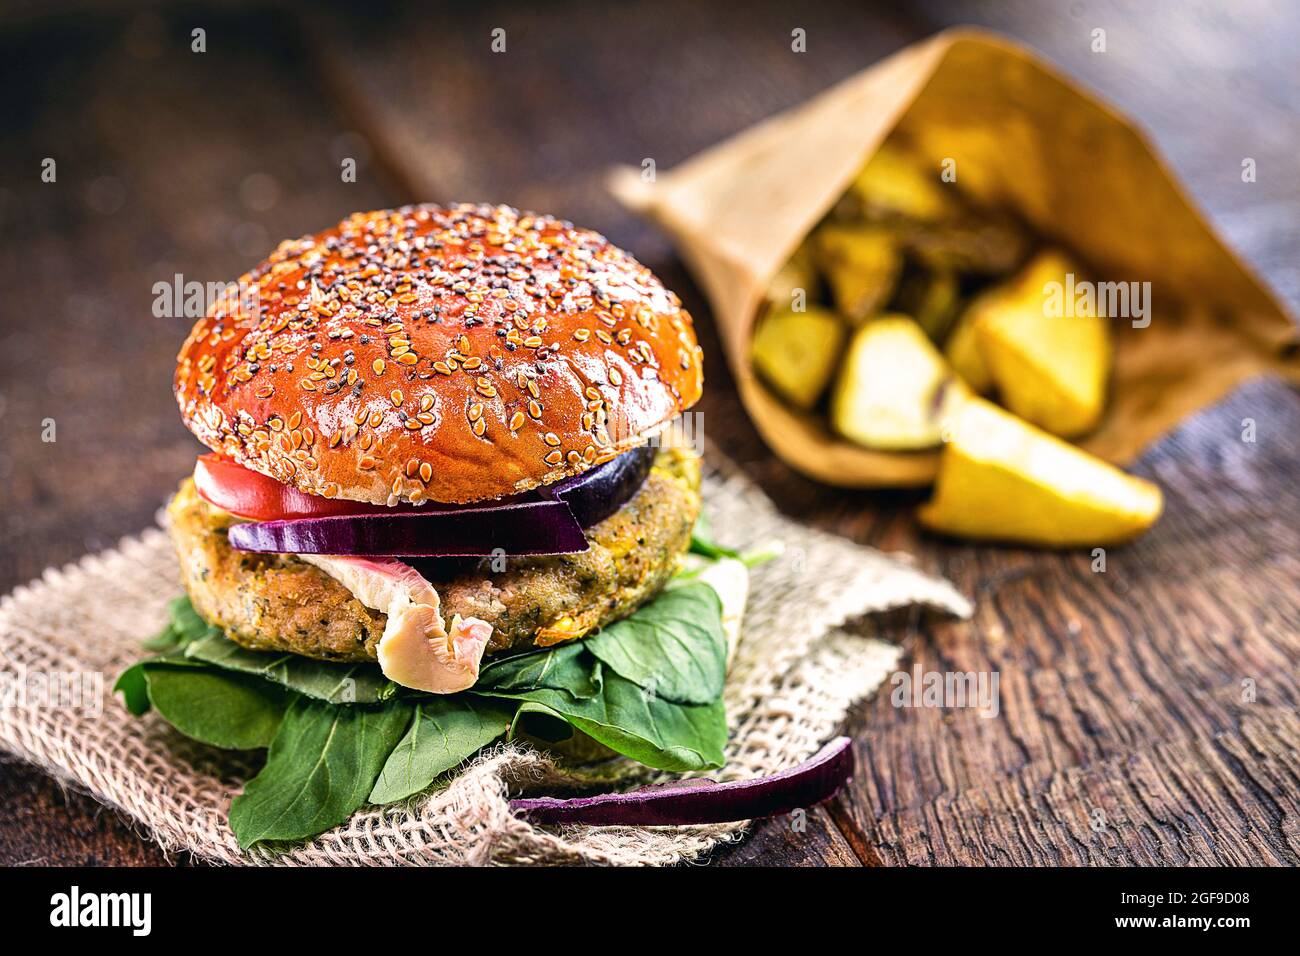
[{"xmin": 1, "ymin": 1, "xmax": 1296, "ymax": 866}]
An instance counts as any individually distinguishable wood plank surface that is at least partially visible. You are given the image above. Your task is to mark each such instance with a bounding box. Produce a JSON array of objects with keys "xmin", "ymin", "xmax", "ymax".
[{"xmin": 0, "ymin": 0, "xmax": 1295, "ymax": 866}]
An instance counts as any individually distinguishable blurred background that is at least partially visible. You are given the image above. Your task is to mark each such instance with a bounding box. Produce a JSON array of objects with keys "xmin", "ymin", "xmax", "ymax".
[
  {"xmin": 1, "ymin": 1, "xmax": 1297, "ymax": 866},
  {"xmin": 2, "ymin": 0, "xmax": 1297, "ymax": 588}
]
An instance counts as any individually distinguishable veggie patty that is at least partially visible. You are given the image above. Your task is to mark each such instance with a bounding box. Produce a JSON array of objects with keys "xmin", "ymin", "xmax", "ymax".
[{"xmin": 167, "ymin": 447, "xmax": 701, "ymax": 662}]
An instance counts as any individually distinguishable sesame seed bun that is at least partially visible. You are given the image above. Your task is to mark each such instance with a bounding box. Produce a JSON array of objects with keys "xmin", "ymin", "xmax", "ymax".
[{"xmin": 174, "ymin": 204, "xmax": 704, "ymax": 505}]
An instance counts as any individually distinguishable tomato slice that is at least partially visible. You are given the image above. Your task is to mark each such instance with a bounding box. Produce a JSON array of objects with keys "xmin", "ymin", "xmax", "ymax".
[{"xmin": 193, "ymin": 454, "xmax": 398, "ymax": 520}]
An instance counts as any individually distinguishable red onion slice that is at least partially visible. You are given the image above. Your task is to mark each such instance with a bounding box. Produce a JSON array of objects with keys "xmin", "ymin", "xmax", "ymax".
[
  {"xmin": 226, "ymin": 499, "xmax": 589, "ymax": 556},
  {"xmin": 510, "ymin": 736, "xmax": 855, "ymax": 826},
  {"xmin": 226, "ymin": 445, "xmax": 658, "ymax": 558},
  {"xmin": 546, "ymin": 444, "xmax": 656, "ymax": 528}
]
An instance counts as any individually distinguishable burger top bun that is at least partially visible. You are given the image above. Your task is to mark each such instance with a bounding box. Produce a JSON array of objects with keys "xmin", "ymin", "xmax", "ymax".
[{"xmin": 175, "ymin": 204, "xmax": 704, "ymax": 505}]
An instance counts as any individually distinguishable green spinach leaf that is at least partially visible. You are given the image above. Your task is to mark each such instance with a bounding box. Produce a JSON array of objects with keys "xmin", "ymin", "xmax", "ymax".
[
  {"xmin": 184, "ymin": 631, "xmax": 397, "ymax": 705},
  {"xmin": 169, "ymin": 596, "xmax": 216, "ymax": 641},
  {"xmin": 583, "ymin": 582, "xmax": 725, "ymax": 705},
  {"xmin": 689, "ymin": 515, "xmax": 780, "ymax": 569},
  {"xmin": 510, "ymin": 700, "xmax": 577, "ymax": 742},
  {"xmin": 230, "ymin": 696, "xmax": 414, "ymax": 848},
  {"xmin": 369, "ymin": 697, "xmax": 514, "ymax": 804},
  {"xmin": 690, "ymin": 527, "xmax": 742, "ymax": 561},
  {"xmin": 113, "ymin": 662, "xmax": 151, "ymax": 716},
  {"xmin": 142, "ymin": 597, "xmax": 215, "ymax": 652},
  {"xmin": 144, "ymin": 663, "xmax": 289, "ymax": 750},
  {"xmin": 476, "ymin": 640, "xmax": 601, "ymax": 699},
  {"xmin": 142, "ymin": 624, "xmax": 183, "ymax": 653},
  {"xmin": 484, "ymin": 669, "xmax": 726, "ymax": 772}
]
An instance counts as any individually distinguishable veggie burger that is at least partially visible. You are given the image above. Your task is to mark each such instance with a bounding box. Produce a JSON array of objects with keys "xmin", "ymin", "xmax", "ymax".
[{"xmin": 120, "ymin": 203, "xmax": 747, "ymax": 846}]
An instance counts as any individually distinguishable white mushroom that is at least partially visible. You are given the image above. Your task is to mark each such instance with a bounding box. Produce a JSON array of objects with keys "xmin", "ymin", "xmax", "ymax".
[{"xmin": 300, "ymin": 555, "xmax": 491, "ymax": 693}]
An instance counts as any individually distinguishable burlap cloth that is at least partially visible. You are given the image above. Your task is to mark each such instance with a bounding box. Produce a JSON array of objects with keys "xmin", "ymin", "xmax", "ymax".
[{"xmin": 0, "ymin": 452, "xmax": 970, "ymax": 865}]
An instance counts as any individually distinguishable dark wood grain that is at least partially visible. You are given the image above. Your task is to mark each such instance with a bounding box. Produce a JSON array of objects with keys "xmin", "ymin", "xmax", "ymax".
[
  {"xmin": 1, "ymin": 0, "xmax": 1296, "ymax": 866},
  {"xmin": 0, "ymin": 758, "xmax": 180, "ymax": 866},
  {"xmin": 708, "ymin": 806, "xmax": 862, "ymax": 867}
]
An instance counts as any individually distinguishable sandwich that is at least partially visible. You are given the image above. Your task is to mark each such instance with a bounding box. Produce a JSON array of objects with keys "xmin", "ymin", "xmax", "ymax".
[{"xmin": 118, "ymin": 203, "xmax": 752, "ymax": 846}]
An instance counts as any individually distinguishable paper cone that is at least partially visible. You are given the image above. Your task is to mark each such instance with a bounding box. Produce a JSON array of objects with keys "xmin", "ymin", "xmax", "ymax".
[{"xmin": 611, "ymin": 28, "xmax": 1299, "ymax": 488}]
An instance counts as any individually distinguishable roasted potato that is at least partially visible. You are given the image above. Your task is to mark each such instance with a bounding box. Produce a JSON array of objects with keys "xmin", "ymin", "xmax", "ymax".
[
  {"xmin": 751, "ymin": 305, "xmax": 845, "ymax": 410},
  {"xmin": 918, "ymin": 398, "xmax": 1162, "ymax": 547},
  {"xmin": 975, "ymin": 249, "xmax": 1111, "ymax": 438},
  {"xmin": 814, "ymin": 223, "xmax": 902, "ymax": 323},
  {"xmin": 830, "ymin": 316, "xmax": 968, "ymax": 450},
  {"xmin": 837, "ymin": 141, "xmax": 956, "ymax": 224},
  {"xmin": 944, "ymin": 302, "xmax": 995, "ymax": 394}
]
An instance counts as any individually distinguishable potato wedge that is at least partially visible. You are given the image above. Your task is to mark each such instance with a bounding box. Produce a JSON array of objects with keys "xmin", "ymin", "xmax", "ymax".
[
  {"xmin": 944, "ymin": 303, "xmax": 994, "ymax": 394},
  {"xmin": 976, "ymin": 249, "xmax": 1111, "ymax": 438},
  {"xmin": 840, "ymin": 141, "xmax": 956, "ymax": 224},
  {"xmin": 831, "ymin": 316, "xmax": 968, "ymax": 450},
  {"xmin": 836, "ymin": 139, "xmax": 1029, "ymax": 275},
  {"xmin": 751, "ymin": 305, "xmax": 845, "ymax": 410},
  {"xmin": 814, "ymin": 223, "xmax": 902, "ymax": 323},
  {"xmin": 918, "ymin": 398, "xmax": 1162, "ymax": 547}
]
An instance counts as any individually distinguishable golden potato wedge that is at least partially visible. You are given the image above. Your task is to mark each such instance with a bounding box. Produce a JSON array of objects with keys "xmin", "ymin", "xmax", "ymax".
[
  {"xmin": 835, "ymin": 139, "xmax": 1029, "ymax": 275},
  {"xmin": 944, "ymin": 303, "xmax": 994, "ymax": 394},
  {"xmin": 840, "ymin": 141, "xmax": 956, "ymax": 224},
  {"xmin": 751, "ymin": 305, "xmax": 845, "ymax": 410},
  {"xmin": 814, "ymin": 223, "xmax": 902, "ymax": 323},
  {"xmin": 831, "ymin": 316, "xmax": 969, "ymax": 450},
  {"xmin": 976, "ymin": 249, "xmax": 1111, "ymax": 438},
  {"xmin": 918, "ymin": 398, "xmax": 1162, "ymax": 547}
]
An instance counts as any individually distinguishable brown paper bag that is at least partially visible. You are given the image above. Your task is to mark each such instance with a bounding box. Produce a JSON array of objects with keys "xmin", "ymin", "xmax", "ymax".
[{"xmin": 611, "ymin": 28, "xmax": 1299, "ymax": 488}]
